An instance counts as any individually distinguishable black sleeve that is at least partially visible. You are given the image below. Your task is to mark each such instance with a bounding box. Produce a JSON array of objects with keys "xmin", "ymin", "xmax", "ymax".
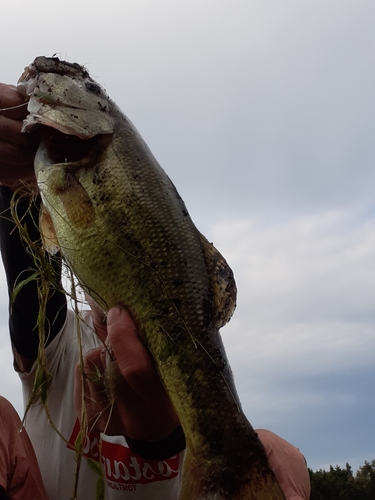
[
  {"xmin": 125, "ymin": 426, "xmax": 186, "ymax": 460},
  {"xmin": 0, "ymin": 185, "xmax": 67, "ymax": 360}
]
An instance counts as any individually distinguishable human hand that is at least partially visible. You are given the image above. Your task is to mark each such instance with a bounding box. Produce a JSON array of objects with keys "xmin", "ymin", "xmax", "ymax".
[
  {"xmin": 75, "ymin": 307, "xmax": 180, "ymax": 443},
  {"xmin": 0, "ymin": 83, "xmax": 38, "ymax": 189}
]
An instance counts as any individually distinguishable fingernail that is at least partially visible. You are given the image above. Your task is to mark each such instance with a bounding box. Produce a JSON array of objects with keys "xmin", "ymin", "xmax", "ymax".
[{"xmin": 107, "ymin": 306, "xmax": 123, "ymax": 324}]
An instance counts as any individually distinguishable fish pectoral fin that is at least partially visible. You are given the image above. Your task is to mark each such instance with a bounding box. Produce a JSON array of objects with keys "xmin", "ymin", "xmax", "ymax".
[
  {"xmin": 199, "ymin": 233, "xmax": 237, "ymax": 329},
  {"xmin": 39, "ymin": 204, "xmax": 60, "ymax": 255}
]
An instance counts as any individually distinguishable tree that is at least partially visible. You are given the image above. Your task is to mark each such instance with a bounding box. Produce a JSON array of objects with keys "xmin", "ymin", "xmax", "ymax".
[
  {"xmin": 309, "ymin": 460, "xmax": 375, "ymax": 500},
  {"xmin": 355, "ymin": 460, "xmax": 375, "ymax": 498}
]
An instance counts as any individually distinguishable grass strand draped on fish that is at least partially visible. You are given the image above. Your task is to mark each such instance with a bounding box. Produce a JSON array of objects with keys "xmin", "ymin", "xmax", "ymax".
[{"xmin": 17, "ymin": 56, "xmax": 285, "ymax": 500}]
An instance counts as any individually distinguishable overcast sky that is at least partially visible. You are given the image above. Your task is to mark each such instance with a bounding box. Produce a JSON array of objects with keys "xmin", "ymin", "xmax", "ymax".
[{"xmin": 1, "ymin": 0, "xmax": 375, "ymax": 473}]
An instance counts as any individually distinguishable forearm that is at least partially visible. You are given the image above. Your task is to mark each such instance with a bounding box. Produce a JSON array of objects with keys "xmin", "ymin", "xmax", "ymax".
[{"xmin": 0, "ymin": 185, "xmax": 67, "ymax": 359}]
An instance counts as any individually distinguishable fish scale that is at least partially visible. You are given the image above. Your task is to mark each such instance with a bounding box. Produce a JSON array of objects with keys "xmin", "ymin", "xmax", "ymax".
[{"xmin": 17, "ymin": 56, "xmax": 286, "ymax": 499}]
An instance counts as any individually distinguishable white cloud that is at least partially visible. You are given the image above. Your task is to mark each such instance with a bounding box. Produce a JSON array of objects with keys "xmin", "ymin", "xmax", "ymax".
[
  {"xmin": 208, "ymin": 208, "xmax": 375, "ymax": 453},
  {"xmin": 212, "ymin": 209, "xmax": 375, "ymax": 327}
]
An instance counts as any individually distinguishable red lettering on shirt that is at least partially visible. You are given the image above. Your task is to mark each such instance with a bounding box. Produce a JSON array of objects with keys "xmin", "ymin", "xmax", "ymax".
[{"xmin": 68, "ymin": 418, "xmax": 180, "ymax": 485}]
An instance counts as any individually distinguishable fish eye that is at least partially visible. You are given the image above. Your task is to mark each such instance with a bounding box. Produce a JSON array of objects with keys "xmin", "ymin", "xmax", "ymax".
[{"xmin": 85, "ymin": 82, "xmax": 101, "ymax": 94}]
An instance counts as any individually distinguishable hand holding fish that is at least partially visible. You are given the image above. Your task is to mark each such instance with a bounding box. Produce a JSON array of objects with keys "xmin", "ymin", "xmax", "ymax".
[
  {"xmin": 75, "ymin": 307, "xmax": 182, "ymax": 447},
  {"xmin": 0, "ymin": 83, "xmax": 38, "ymax": 189}
]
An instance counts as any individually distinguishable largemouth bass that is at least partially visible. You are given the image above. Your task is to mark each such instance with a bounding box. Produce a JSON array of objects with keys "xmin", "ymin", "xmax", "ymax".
[{"xmin": 17, "ymin": 56, "xmax": 285, "ymax": 500}]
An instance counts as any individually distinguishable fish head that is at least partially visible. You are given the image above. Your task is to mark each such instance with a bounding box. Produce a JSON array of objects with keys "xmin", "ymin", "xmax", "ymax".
[
  {"xmin": 17, "ymin": 56, "xmax": 116, "ymax": 139},
  {"xmin": 17, "ymin": 56, "xmax": 120, "ymax": 191},
  {"xmin": 17, "ymin": 57, "xmax": 121, "ymax": 255}
]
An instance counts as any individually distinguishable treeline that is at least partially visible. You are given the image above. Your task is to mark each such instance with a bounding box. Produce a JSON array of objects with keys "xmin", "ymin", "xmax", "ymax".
[{"xmin": 309, "ymin": 460, "xmax": 375, "ymax": 499}]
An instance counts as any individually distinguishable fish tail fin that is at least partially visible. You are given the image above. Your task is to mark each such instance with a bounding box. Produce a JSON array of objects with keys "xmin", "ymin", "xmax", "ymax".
[{"xmin": 180, "ymin": 449, "xmax": 286, "ymax": 499}]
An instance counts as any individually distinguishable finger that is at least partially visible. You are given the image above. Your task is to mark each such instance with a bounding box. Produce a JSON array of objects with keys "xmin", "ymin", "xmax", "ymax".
[
  {"xmin": 0, "ymin": 84, "xmax": 28, "ymax": 120},
  {"xmin": 82, "ymin": 348, "xmax": 114, "ymax": 434},
  {"xmin": 84, "ymin": 349, "xmax": 109, "ymax": 427},
  {"xmin": 0, "ymin": 138, "xmax": 38, "ymax": 188},
  {"xmin": 74, "ymin": 356, "xmax": 104, "ymax": 427},
  {"xmin": 0, "ymin": 143, "xmax": 36, "ymax": 167},
  {"xmin": 0, "ymin": 159, "xmax": 37, "ymax": 189},
  {"xmin": 0, "ymin": 116, "xmax": 37, "ymax": 146},
  {"xmin": 106, "ymin": 308, "xmax": 159, "ymax": 395},
  {"xmin": 106, "ymin": 307, "xmax": 180, "ymax": 441}
]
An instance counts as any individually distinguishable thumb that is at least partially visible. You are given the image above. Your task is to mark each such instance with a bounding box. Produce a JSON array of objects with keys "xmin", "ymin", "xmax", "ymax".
[
  {"xmin": 106, "ymin": 306, "xmax": 128, "ymax": 328},
  {"xmin": 106, "ymin": 307, "xmax": 139, "ymax": 343}
]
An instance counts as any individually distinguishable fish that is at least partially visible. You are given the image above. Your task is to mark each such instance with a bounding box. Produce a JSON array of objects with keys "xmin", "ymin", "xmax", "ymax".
[{"xmin": 17, "ymin": 56, "xmax": 285, "ymax": 499}]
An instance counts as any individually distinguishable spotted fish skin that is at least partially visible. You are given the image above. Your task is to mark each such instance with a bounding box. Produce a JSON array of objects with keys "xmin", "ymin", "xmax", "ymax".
[{"xmin": 17, "ymin": 56, "xmax": 285, "ymax": 499}]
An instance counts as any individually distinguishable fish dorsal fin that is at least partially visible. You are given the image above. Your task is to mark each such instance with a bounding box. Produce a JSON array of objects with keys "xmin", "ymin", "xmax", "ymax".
[
  {"xmin": 199, "ymin": 233, "xmax": 237, "ymax": 329},
  {"xmin": 39, "ymin": 204, "xmax": 60, "ymax": 255}
]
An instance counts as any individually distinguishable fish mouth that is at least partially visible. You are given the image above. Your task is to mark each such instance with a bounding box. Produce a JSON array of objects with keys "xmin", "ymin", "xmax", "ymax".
[{"xmin": 38, "ymin": 125, "xmax": 100, "ymax": 167}]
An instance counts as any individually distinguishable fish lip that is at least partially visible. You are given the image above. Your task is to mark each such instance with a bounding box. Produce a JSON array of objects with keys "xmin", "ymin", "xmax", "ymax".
[
  {"xmin": 18, "ymin": 56, "xmax": 88, "ymax": 84},
  {"xmin": 32, "ymin": 56, "xmax": 88, "ymax": 77},
  {"xmin": 23, "ymin": 114, "xmax": 100, "ymax": 140}
]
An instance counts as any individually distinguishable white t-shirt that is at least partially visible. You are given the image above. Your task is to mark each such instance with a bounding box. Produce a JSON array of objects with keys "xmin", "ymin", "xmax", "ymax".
[{"xmin": 19, "ymin": 309, "xmax": 182, "ymax": 500}]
